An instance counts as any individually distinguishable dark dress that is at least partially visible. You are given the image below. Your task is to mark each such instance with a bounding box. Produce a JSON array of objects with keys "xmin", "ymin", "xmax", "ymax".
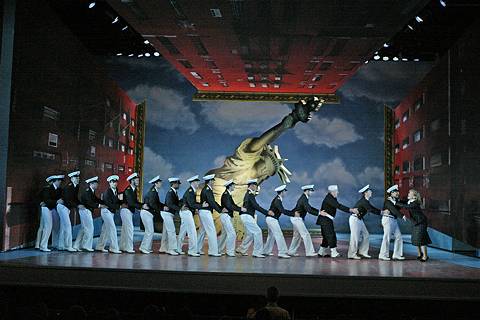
[{"xmin": 397, "ymin": 200, "xmax": 431, "ymax": 246}]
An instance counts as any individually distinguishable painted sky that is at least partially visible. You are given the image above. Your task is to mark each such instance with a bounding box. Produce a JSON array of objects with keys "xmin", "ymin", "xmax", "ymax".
[{"xmin": 106, "ymin": 57, "xmax": 432, "ymax": 232}]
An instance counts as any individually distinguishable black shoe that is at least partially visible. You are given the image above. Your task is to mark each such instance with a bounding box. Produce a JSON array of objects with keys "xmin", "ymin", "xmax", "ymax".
[
  {"xmin": 416, "ymin": 256, "xmax": 422, "ymax": 260},
  {"xmin": 420, "ymin": 256, "xmax": 429, "ymax": 262}
]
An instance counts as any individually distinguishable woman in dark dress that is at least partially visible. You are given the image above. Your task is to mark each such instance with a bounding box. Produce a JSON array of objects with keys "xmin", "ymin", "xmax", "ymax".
[{"xmin": 397, "ymin": 189, "xmax": 431, "ymax": 262}]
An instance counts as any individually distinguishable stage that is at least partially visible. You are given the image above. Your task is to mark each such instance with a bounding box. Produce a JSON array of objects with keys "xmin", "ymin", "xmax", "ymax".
[{"xmin": 1, "ymin": 233, "xmax": 479, "ymax": 301}]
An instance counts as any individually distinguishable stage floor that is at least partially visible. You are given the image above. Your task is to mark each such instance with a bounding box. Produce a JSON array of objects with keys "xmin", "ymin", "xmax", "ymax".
[{"xmin": 1, "ymin": 232, "xmax": 479, "ymax": 300}]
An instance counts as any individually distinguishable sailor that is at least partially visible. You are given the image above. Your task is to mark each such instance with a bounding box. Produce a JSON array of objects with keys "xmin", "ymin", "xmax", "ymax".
[
  {"xmin": 57, "ymin": 171, "xmax": 80, "ymax": 252},
  {"xmin": 119, "ymin": 172, "xmax": 144, "ymax": 253},
  {"xmin": 379, "ymin": 184, "xmax": 405, "ymax": 261},
  {"xmin": 348, "ymin": 185, "xmax": 388, "ymax": 259},
  {"xmin": 177, "ymin": 175, "xmax": 204, "ymax": 256},
  {"xmin": 197, "ymin": 174, "xmax": 223, "ymax": 257},
  {"xmin": 287, "ymin": 185, "xmax": 318, "ymax": 257},
  {"xmin": 74, "ymin": 176, "xmax": 104, "ymax": 252},
  {"xmin": 139, "ymin": 175, "xmax": 167, "ymax": 254},
  {"xmin": 236, "ymin": 179, "xmax": 272, "ymax": 258},
  {"xmin": 36, "ymin": 175, "xmax": 64, "ymax": 252},
  {"xmin": 263, "ymin": 185, "xmax": 293, "ymax": 258},
  {"xmin": 219, "ymin": 180, "xmax": 245, "ymax": 257},
  {"xmin": 95, "ymin": 175, "xmax": 122, "ymax": 253},
  {"xmin": 317, "ymin": 185, "xmax": 359, "ymax": 258},
  {"xmin": 159, "ymin": 177, "xmax": 181, "ymax": 255}
]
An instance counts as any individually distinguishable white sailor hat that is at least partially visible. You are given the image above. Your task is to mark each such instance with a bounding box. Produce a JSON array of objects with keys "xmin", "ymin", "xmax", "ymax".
[
  {"xmin": 45, "ymin": 175, "xmax": 56, "ymax": 182},
  {"xmin": 187, "ymin": 175, "xmax": 200, "ymax": 183},
  {"xmin": 358, "ymin": 184, "xmax": 370, "ymax": 193},
  {"xmin": 275, "ymin": 185, "xmax": 287, "ymax": 192},
  {"xmin": 68, "ymin": 171, "xmax": 80, "ymax": 178},
  {"xmin": 386, "ymin": 184, "xmax": 399, "ymax": 193},
  {"xmin": 224, "ymin": 179, "xmax": 235, "ymax": 187},
  {"xmin": 203, "ymin": 174, "xmax": 215, "ymax": 181},
  {"xmin": 168, "ymin": 177, "xmax": 181, "ymax": 183},
  {"xmin": 301, "ymin": 184, "xmax": 315, "ymax": 191},
  {"xmin": 53, "ymin": 175, "xmax": 65, "ymax": 180},
  {"xmin": 247, "ymin": 178, "xmax": 258, "ymax": 185},
  {"xmin": 107, "ymin": 175, "xmax": 119, "ymax": 182},
  {"xmin": 149, "ymin": 175, "xmax": 162, "ymax": 184},
  {"xmin": 85, "ymin": 176, "xmax": 99, "ymax": 184},
  {"xmin": 327, "ymin": 185, "xmax": 338, "ymax": 192},
  {"xmin": 127, "ymin": 172, "xmax": 139, "ymax": 181}
]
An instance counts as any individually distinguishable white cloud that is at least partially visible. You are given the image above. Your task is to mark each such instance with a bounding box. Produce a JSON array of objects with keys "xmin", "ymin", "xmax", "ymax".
[
  {"xmin": 294, "ymin": 116, "xmax": 363, "ymax": 148},
  {"xmin": 127, "ymin": 85, "xmax": 199, "ymax": 134},
  {"xmin": 142, "ymin": 147, "xmax": 174, "ymax": 181},
  {"xmin": 313, "ymin": 158, "xmax": 357, "ymax": 187},
  {"xmin": 357, "ymin": 166, "xmax": 384, "ymax": 188},
  {"xmin": 290, "ymin": 170, "xmax": 313, "ymax": 185},
  {"xmin": 199, "ymin": 101, "xmax": 291, "ymax": 136},
  {"xmin": 213, "ymin": 155, "xmax": 226, "ymax": 168}
]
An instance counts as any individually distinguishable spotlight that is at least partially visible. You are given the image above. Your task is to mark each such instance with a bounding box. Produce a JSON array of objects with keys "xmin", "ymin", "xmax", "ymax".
[
  {"xmin": 407, "ymin": 24, "xmax": 414, "ymax": 31},
  {"xmin": 440, "ymin": 0, "xmax": 447, "ymax": 7},
  {"xmin": 373, "ymin": 55, "xmax": 380, "ymax": 60},
  {"xmin": 145, "ymin": 53, "xmax": 151, "ymax": 57},
  {"xmin": 128, "ymin": 53, "xmax": 134, "ymax": 57},
  {"xmin": 144, "ymin": 40, "xmax": 150, "ymax": 44},
  {"xmin": 393, "ymin": 57, "xmax": 399, "ymax": 61},
  {"xmin": 383, "ymin": 43, "xmax": 389, "ymax": 48},
  {"xmin": 414, "ymin": 58, "xmax": 420, "ymax": 62},
  {"xmin": 88, "ymin": 2, "xmax": 96, "ymax": 9},
  {"xmin": 112, "ymin": 16, "xmax": 119, "ymax": 24},
  {"xmin": 415, "ymin": 16, "xmax": 423, "ymax": 23},
  {"xmin": 138, "ymin": 54, "xmax": 143, "ymax": 58},
  {"xmin": 382, "ymin": 56, "xmax": 389, "ymax": 61},
  {"xmin": 364, "ymin": 60, "xmax": 369, "ymax": 64},
  {"xmin": 153, "ymin": 52, "xmax": 160, "ymax": 57},
  {"xmin": 116, "ymin": 53, "xmax": 122, "ymax": 56},
  {"xmin": 122, "ymin": 26, "xmax": 128, "ymax": 31},
  {"xmin": 402, "ymin": 58, "xmax": 408, "ymax": 61}
]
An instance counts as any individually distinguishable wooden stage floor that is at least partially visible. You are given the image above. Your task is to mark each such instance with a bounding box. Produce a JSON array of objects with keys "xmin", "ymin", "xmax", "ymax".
[{"xmin": 1, "ymin": 235, "xmax": 479, "ymax": 300}]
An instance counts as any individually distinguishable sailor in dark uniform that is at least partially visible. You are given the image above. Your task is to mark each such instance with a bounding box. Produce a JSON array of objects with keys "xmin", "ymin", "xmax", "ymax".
[
  {"xmin": 263, "ymin": 185, "xmax": 293, "ymax": 258},
  {"xmin": 140, "ymin": 175, "xmax": 167, "ymax": 254},
  {"xmin": 379, "ymin": 184, "xmax": 405, "ymax": 261},
  {"xmin": 159, "ymin": 177, "xmax": 181, "ymax": 255},
  {"xmin": 219, "ymin": 180, "xmax": 245, "ymax": 257},
  {"xmin": 177, "ymin": 175, "xmax": 204, "ymax": 256},
  {"xmin": 397, "ymin": 189, "xmax": 431, "ymax": 262},
  {"xmin": 95, "ymin": 175, "xmax": 122, "ymax": 253},
  {"xmin": 120, "ymin": 172, "xmax": 144, "ymax": 253},
  {"xmin": 57, "ymin": 171, "xmax": 80, "ymax": 252},
  {"xmin": 36, "ymin": 175, "xmax": 64, "ymax": 252},
  {"xmin": 236, "ymin": 179, "xmax": 273, "ymax": 258},
  {"xmin": 197, "ymin": 174, "xmax": 222, "ymax": 257},
  {"xmin": 287, "ymin": 185, "xmax": 318, "ymax": 257},
  {"xmin": 348, "ymin": 185, "xmax": 388, "ymax": 259},
  {"xmin": 317, "ymin": 185, "xmax": 359, "ymax": 258},
  {"xmin": 74, "ymin": 176, "xmax": 104, "ymax": 252}
]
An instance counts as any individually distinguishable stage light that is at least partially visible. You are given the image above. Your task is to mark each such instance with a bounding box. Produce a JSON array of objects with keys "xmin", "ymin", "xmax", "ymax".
[
  {"xmin": 88, "ymin": 2, "xmax": 96, "ymax": 9},
  {"xmin": 407, "ymin": 24, "xmax": 414, "ymax": 31},
  {"xmin": 393, "ymin": 57, "xmax": 399, "ymax": 61},
  {"xmin": 414, "ymin": 58, "xmax": 420, "ymax": 61},
  {"xmin": 364, "ymin": 60, "xmax": 369, "ymax": 64},
  {"xmin": 122, "ymin": 26, "xmax": 128, "ymax": 31},
  {"xmin": 402, "ymin": 58, "xmax": 408, "ymax": 61},
  {"xmin": 144, "ymin": 40, "xmax": 150, "ymax": 44},
  {"xmin": 138, "ymin": 54, "xmax": 143, "ymax": 58},
  {"xmin": 415, "ymin": 16, "xmax": 423, "ymax": 23},
  {"xmin": 112, "ymin": 16, "xmax": 119, "ymax": 24},
  {"xmin": 128, "ymin": 53, "xmax": 134, "ymax": 57},
  {"xmin": 116, "ymin": 53, "xmax": 122, "ymax": 56},
  {"xmin": 383, "ymin": 43, "xmax": 389, "ymax": 48},
  {"xmin": 382, "ymin": 56, "xmax": 389, "ymax": 61},
  {"xmin": 144, "ymin": 53, "xmax": 151, "ymax": 57},
  {"xmin": 154, "ymin": 52, "xmax": 160, "ymax": 57},
  {"xmin": 440, "ymin": 0, "xmax": 447, "ymax": 7},
  {"xmin": 373, "ymin": 55, "xmax": 380, "ymax": 60}
]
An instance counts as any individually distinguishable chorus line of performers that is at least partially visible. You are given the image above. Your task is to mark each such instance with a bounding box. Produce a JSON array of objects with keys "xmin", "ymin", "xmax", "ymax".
[{"xmin": 36, "ymin": 171, "xmax": 432, "ymax": 262}]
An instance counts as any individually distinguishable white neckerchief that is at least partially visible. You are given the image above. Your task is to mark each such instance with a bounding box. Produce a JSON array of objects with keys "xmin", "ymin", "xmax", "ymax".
[
  {"xmin": 53, "ymin": 184, "xmax": 58, "ymax": 190},
  {"xmin": 111, "ymin": 187, "xmax": 117, "ymax": 195},
  {"xmin": 171, "ymin": 187, "xmax": 177, "ymax": 194},
  {"xmin": 154, "ymin": 187, "xmax": 161, "ymax": 193},
  {"xmin": 248, "ymin": 188, "xmax": 255, "ymax": 195},
  {"xmin": 191, "ymin": 185, "xmax": 197, "ymax": 193},
  {"xmin": 90, "ymin": 186, "xmax": 95, "ymax": 193},
  {"xmin": 227, "ymin": 189, "xmax": 232, "ymax": 195},
  {"xmin": 387, "ymin": 196, "xmax": 396, "ymax": 204},
  {"xmin": 408, "ymin": 199, "xmax": 415, "ymax": 204},
  {"xmin": 73, "ymin": 182, "xmax": 78, "ymax": 188},
  {"xmin": 278, "ymin": 195, "xmax": 283, "ymax": 201},
  {"xmin": 304, "ymin": 193, "xmax": 309, "ymax": 199}
]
